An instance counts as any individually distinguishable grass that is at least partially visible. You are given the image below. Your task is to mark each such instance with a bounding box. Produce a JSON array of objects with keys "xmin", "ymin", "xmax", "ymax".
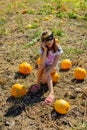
[
  {"xmin": 68, "ymin": 12, "xmax": 78, "ymax": 19},
  {"xmin": 16, "ymin": 14, "xmax": 24, "ymax": 32},
  {"xmin": 0, "ymin": 17, "xmax": 6, "ymax": 26},
  {"xmin": 24, "ymin": 38, "xmax": 38, "ymax": 48},
  {"xmin": 53, "ymin": 29, "xmax": 64, "ymax": 36},
  {"xmin": 24, "ymin": 30, "xmax": 41, "ymax": 48},
  {"xmin": 62, "ymin": 47, "xmax": 84, "ymax": 59},
  {"xmin": 39, "ymin": 4, "xmax": 54, "ymax": 15},
  {"xmin": 83, "ymin": 40, "xmax": 87, "ymax": 47},
  {"xmin": 27, "ymin": 9, "xmax": 35, "ymax": 14},
  {"xmin": 71, "ymin": 121, "xmax": 87, "ymax": 130},
  {"xmin": 56, "ymin": 11, "xmax": 65, "ymax": 18}
]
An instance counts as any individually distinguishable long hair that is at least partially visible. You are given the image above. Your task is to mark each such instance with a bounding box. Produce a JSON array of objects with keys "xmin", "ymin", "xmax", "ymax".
[{"xmin": 41, "ymin": 30, "xmax": 58, "ymax": 55}]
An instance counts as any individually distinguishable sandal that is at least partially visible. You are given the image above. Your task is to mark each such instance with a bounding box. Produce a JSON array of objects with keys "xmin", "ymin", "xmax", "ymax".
[
  {"xmin": 30, "ymin": 84, "xmax": 40, "ymax": 94},
  {"xmin": 44, "ymin": 94, "xmax": 55, "ymax": 105}
]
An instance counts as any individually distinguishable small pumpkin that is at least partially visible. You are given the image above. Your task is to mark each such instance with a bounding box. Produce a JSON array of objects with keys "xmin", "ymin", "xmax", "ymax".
[
  {"xmin": 11, "ymin": 84, "xmax": 27, "ymax": 98},
  {"xmin": 61, "ymin": 59, "xmax": 72, "ymax": 70},
  {"xmin": 26, "ymin": 24, "xmax": 32, "ymax": 29},
  {"xmin": 74, "ymin": 67, "xmax": 86, "ymax": 80},
  {"xmin": 34, "ymin": 18, "xmax": 39, "ymax": 22},
  {"xmin": 51, "ymin": 72, "xmax": 60, "ymax": 83},
  {"xmin": 19, "ymin": 62, "xmax": 32, "ymax": 75},
  {"xmin": 55, "ymin": 38, "xmax": 59, "ymax": 44},
  {"xmin": 37, "ymin": 57, "xmax": 41, "ymax": 65},
  {"xmin": 54, "ymin": 99, "xmax": 70, "ymax": 114},
  {"xmin": 21, "ymin": 9, "xmax": 27, "ymax": 14},
  {"xmin": 44, "ymin": 16, "xmax": 50, "ymax": 21}
]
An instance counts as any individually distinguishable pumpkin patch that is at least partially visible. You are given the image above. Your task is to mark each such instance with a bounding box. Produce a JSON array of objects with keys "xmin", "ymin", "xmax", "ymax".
[{"xmin": 1, "ymin": 0, "xmax": 87, "ymax": 129}]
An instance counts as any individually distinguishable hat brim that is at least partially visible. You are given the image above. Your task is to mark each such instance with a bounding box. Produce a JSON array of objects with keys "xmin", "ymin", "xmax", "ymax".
[{"xmin": 42, "ymin": 33, "xmax": 54, "ymax": 42}]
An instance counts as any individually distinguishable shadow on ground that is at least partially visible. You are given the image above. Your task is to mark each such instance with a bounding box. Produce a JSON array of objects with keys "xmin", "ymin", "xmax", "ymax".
[
  {"xmin": 71, "ymin": 78, "xmax": 84, "ymax": 83},
  {"xmin": 5, "ymin": 84, "xmax": 48, "ymax": 117},
  {"xmin": 14, "ymin": 72, "xmax": 29, "ymax": 79}
]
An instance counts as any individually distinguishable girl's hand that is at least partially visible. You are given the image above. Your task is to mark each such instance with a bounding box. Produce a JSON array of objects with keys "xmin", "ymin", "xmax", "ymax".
[{"xmin": 41, "ymin": 42, "xmax": 47, "ymax": 51}]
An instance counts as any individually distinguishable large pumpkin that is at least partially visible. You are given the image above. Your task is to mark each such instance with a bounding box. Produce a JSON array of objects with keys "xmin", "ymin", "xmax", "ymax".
[
  {"xmin": 19, "ymin": 62, "xmax": 32, "ymax": 75},
  {"xmin": 74, "ymin": 67, "xmax": 86, "ymax": 80},
  {"xmin": 61, "ymin": 59, "xmax": 72, "ymax": 70},
  {"xmin": 54, "ymin": 99, "xmax": 70, "ymax": 114},
  {"xmin": 11, "ymin": 83, "xmax": 27, "ymax": 98},
  {"xmin": 51, "ymin": 72, "xmax": 60, "ymax": 83}
]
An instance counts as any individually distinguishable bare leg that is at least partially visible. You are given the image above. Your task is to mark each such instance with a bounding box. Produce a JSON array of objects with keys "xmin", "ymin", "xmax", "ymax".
[
  {"xmin": 37, "ymin": 65, "xmax": 44, "ymax": 85},
  {"xmin": 30, "ymin": 65, "xmax": 45, "ymax": 93},
  {"xmin": 47, "ymin": 74, "xmax": 54, "ymax": 95},
  {"xmin": 41, "ymin": 71, "xmax": 54, "ymax": 93},
  {"xmin": 44, "ymin": 74, "xmax": 55, "ymax": 105}
]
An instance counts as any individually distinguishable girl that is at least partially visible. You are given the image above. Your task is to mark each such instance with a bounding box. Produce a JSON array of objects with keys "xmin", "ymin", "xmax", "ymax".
[{"xmin": 30, "ymin": 30, "xmax": 63, "ymax": 105}]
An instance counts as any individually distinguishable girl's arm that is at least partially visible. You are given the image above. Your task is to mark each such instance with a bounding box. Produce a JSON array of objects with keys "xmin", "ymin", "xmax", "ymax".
[
  {"xmin": 45, "ymin": 45, "xmax": 63, "ymax": 74},
  {"xmin": 40, "ymin": 49, "xmax": 47, "ymax": 67},
  {"xmin": 40, "ymin": 42, "xmax": 47, "ymax": 67}
]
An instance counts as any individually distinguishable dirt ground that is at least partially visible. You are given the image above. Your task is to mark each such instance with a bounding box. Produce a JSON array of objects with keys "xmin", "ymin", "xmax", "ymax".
[{"xmin": 0, "ymin": 0, "xmax": 87, "ymax": 130}]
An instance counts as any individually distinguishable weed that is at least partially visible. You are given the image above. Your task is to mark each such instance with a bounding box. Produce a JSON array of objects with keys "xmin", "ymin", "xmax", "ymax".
[
  {"xmin": 24, "ymin": 38, "xmax": 39, "ymax": 48},
  {"xmin": 68, "ymin": 12, "xmax": 78, "ymax": 19},
  {"xmin": 56, "ymin": 11, "xmax": 64, "ymax": 18},
  {"xmin": 33, "ymin": 31, "xmax": 41, "ymax": 38},
  {"xmin": 27, "ymin": 9, "xmax": 35, "ymax": 14},
  {"xmin": 53, "ymin": 29, "xmax": 64, "ymax": 36},
  {"xmin": 31, "ymin": 23, "xmax": 40, "ymax": 29},
  {"xmin": 38, "ymin": 5, "xmax": 53, "ymax": 15}
]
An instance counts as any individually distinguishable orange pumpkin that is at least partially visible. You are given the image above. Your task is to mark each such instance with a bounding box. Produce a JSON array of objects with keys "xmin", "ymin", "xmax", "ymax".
[
  {"xmin": 51, "ymin": 72, "xmax": 60, "ymax": 83},
  {"xmin": 74, "ymin": 67, "xmax": 86, "ymax": 80},
  {"xmin": 55, "ymin": 38, "xmax": 59, "ymax": 44},
  {"xmin": 11, "ymin": 84, "xmax": 27, "ymax": 98},
  {"xmin": 19, "ymin": 62, "xmax": 32, "ymax": 75},
  {"xmin": 37, "ymin": 57, "xmax": 41, "ymax": 65},
  {"xmin": 61, "ymin": 59, "xmax": 72, "ymax": 70},
  {"xmin": 54, "ymin": 99, "xmax": 70, "ymax": 114}
]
